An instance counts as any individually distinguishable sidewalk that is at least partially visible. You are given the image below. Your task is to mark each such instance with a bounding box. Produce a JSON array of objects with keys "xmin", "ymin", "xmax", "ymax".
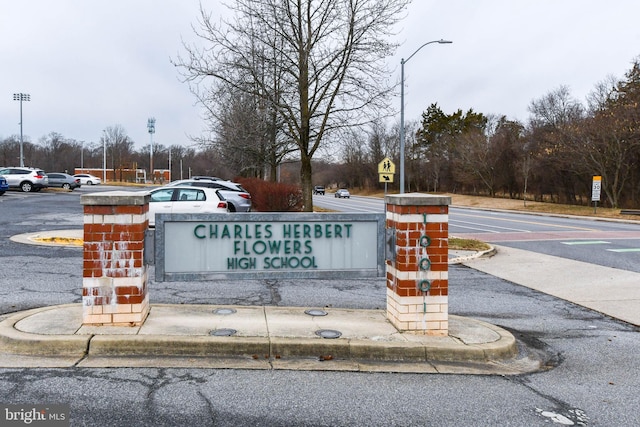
[{"xmin": 462, "ymin": 245, "xmax": 640, "ymax": 327}]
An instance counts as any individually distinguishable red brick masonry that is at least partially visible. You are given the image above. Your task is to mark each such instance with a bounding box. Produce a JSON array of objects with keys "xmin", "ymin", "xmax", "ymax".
[
  {"xmin": 80, "ymin": 191, "xmax": 150, "ymax": 325},
  {"xmin": 385, "ymin": 194, "xmax": 451, "ymax": 336}
]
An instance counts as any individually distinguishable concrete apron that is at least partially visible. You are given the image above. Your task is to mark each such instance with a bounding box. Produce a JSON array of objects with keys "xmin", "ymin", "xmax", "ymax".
[{"xmin": 0, "ymin": 303, "xmax": 542, "ymax": 375}]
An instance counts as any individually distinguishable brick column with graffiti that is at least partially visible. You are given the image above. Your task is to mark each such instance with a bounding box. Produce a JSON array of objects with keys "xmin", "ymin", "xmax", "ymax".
[
  {"xmin": 80, "ymin": 191, "xmax": 150, "ymax": 325},
  {"xmin": 385, "ymin": 193, "xmax": 451, "ymax": 336}
]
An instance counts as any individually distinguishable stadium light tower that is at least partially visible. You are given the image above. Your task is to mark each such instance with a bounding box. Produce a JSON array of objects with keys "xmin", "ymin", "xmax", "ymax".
[{"xmin": 13, "ymin": 93, "xmax": 31, "ymax": 167}]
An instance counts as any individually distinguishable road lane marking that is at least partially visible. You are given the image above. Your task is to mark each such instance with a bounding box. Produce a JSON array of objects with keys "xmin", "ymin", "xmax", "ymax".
[
  {"xmin": 607, "ymin": 248, "xmax": 640, "ymax": 252},
  {"xmin": 451, "ymin": 212, "xmax": 598, "ymax": 231},
  {"xmin": 561, "ymin": 241, "xmax": 610, "ymax": 245},
  {"xmin": 450, "ymin": 220, "xmax": 531, "ymax": 233}
]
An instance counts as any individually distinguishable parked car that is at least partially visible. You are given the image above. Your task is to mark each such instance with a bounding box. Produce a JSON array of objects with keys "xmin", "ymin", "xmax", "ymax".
[
  {"xmin": 334, "ymin": 188, "xmax": 351, "ymax": 198},
  {"xmin": 191, "ymin": 176, "xmax": 222, "ymax": 181},
  {"xmin": 47, "ymin": 172, "xmax": 81, "ymax": 190},
  {"xmin": 0, "ymin": 167, "xmax": 48, "ymax": 192},
  {"xmin": 73, "ymin": 173, "xmax": 102, "ymax": 185},
  {"xmin": 165, "ymin": 179, "xmax": 252, "ymax": 212},
  {"xmin": 0, "ymin": 175, "xmax": 8, "ymax": 195},
  {"xmin": 146, "ymin": 186, "xmax": 228, "ymax": 227},
  {"xmin": 313, "ymin": 185, "xmax": 325, "ymax": 195}
]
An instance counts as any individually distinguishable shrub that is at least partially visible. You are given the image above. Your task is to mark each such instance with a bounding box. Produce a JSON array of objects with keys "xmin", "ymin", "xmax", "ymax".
[{"xmin": 235, "ymin": 177, "xmax": 303, "ymax": 212}]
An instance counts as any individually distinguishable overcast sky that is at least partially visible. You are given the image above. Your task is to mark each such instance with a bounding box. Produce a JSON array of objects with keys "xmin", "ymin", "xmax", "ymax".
[{"xmin": 2, "ymin": 1, "xmax": 640, "ymax": 155}]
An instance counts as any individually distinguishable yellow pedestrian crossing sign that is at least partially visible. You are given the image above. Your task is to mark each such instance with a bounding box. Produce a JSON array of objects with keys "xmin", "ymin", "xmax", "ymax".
[{"xmin": 378, "ymin": 157, "xmax": 395, "ymax": 174}]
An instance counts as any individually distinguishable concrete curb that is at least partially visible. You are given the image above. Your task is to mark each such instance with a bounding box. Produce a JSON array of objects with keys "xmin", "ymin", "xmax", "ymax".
[
  {"xmin": 0, "ymin": 304, "xmax": 522, "ymax": 373},
  {"xmin": 449, "ymin": 245, "xmax": 496, "ymax": 264},
  {"xmin": 0, "ymin": 305, "xmax": 90, "ymax": 357}
]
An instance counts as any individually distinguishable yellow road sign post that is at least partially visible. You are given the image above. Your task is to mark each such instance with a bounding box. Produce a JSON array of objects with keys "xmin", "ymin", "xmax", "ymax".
[{"xmin": 378, "ymin": 158, "xmax": 396, "ymax": 194}]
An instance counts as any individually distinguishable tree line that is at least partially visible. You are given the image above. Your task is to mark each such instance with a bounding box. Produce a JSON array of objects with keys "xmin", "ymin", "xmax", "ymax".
[
  {"xmin": 0, "ymin": 124, "xmax": 240, "ymax": 182},
  {"xmin": 329, "ymin": 58, "xmax": 640, "ymax": 209}
]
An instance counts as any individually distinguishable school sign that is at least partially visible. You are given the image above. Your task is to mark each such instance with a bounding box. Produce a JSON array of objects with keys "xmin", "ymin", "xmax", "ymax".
[
  {"xmin": 154, "ymin": 212, "xmax": 386, "ymax": 281},
  {"xmin": 81, "ymin": 191, "xmax": 450, "ymax": 334}
]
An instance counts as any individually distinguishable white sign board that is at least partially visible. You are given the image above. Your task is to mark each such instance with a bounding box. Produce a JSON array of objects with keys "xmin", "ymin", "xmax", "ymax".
[
  {"xmin": 155, "ymin": 213, "xmax": 385, "ymax": 281},
  {"xmin": 592, "ymin": 176, "xmax": 602, "ymax": 202}
]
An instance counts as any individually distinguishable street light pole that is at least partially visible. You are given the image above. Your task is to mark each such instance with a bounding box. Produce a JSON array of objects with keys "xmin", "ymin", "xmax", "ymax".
[
  {"xmin": 102, "ymin": 130, "xmax": 107, "ymax": 183},
  {"xmin": 147, "ymin": 118, "xmax": 156, "ymax": 183},
  {"xmin": 13, "ymin": 93, "xmax": 30, "ymax": 167},
  {"xmin": 399, "ymin": 39, "xmax": 452, "ymax": 194}
]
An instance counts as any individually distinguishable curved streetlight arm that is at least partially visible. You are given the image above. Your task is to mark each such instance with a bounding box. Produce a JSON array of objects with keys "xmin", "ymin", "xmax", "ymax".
[
  {"xmin": 399, "ymin": 39, "xmax": 452, "ymax": 194},
  {"xmin": 402, "ymin": 39, "xmax": 453, "ymax": 66}
]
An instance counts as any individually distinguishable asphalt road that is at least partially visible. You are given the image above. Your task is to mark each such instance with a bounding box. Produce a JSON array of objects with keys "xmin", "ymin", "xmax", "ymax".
[
  {"xmin": 313, "ymin": 193, "xmax": 640, "ymax": 272},
  {"xmin": 0, "ymin": 188, "xmax": 639, "ymax": 426}
]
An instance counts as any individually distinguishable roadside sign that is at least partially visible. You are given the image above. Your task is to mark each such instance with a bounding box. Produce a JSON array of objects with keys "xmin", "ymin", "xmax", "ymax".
[
  {"xmin": 379, "ymin": 174, "xmax": 394, "ymax": 183},
  {"xmin": 592, "ymin": 176, "xmax": 602, "ymax": 202},
  {"xmin": 378, "ymin": 157, "xmax": 395, "ymax": 174}
]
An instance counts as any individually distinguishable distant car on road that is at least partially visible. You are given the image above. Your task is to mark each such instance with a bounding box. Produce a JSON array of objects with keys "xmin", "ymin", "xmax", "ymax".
[
  {"xmin": 73, "ymin": 174, "xmax": 102, "ymax": 185},
  {"xmin": 47, "ymin": 172, "xmax": 81, "ymax": 190},
  {"xmin": 0, "ymin": 167, "xmax": 49, "ymax": 192},
  {"xmin": 334, "ymin": 188, "xmax": 350, "ymax": 198},
  {"xmin": 146, "ymin": 186, "xmax": 228, "ymax": 227},
  {"xmin": 313, "ymin": 186, "xmax": 325, "ymax": 195}
]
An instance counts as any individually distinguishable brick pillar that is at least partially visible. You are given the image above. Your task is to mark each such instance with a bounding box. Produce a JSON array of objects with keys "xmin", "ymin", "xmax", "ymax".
[
  {"xmin": 385, "ymin": 193, "xmax": 451, "ymax": 336},
  {"xmin": 80, "ymin": 191, "xmax": 150, "ymax": 326}
]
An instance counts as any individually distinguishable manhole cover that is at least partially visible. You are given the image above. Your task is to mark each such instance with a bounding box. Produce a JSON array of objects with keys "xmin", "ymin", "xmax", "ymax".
[
  {"xmin": 315, "ymin": 329, "xmax": 342, "ymax": 339},
  {"xmin": 209, "ymin": 328, "xmax": 237, "ymax": 336},
  {"xmin": 305, "ymin": 309, "xmax": 328, "ymax": 316},
  {"xmin": 213, "ymin": 308, "xmax": 237, "ymax": 315}
]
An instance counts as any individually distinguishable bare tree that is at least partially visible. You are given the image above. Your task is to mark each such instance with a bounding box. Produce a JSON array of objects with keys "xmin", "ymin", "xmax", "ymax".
[
  {"xmin": 102, "ymin": 125, "xmax": 135, "ymax": 180},
  {"xmin": 579, "ymin": 61, "xmax": 640, "ymax": 207},
  {"xmin": 527, "ymin": 86, "xmax": 585, "ymax": 203},
  {"xmin": 175, "ymin": 0, "xmax": 409, "ymax": 210}
]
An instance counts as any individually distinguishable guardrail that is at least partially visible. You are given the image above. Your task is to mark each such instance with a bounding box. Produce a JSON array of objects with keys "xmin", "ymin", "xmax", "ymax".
[{"xmin": 620, "ymin": 209, "xmax": 640, "ymax": 215}]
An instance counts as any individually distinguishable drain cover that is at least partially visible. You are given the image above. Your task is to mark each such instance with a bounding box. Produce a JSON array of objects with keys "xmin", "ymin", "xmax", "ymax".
[
  {"xmin": 305, "ymin": 309, "xmax": 328, "ymax": 317},
  {"xmin": 209, "ymin": 328, "xmax": 237, "ymax": 336},
  {"xmin": 315, "ymin": 329, "xmax": 342, "ymax": 339},
  {"xmin": 213, "ymin": 308, "xmax": 237, "ymax": 315}
]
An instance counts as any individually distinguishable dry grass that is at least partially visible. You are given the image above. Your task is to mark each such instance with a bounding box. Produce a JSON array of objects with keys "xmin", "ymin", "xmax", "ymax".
[{"xmin": 359, "ymin": 190, "xmax": 637, "ymax": 220}]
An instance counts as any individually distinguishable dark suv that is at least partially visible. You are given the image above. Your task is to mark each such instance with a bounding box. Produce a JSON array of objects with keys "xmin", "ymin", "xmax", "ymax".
[
  {"xmin": 313, "ymin": 185, "xmax": 325, "ymax": 195},
  {"xmin": 0, "ymin": 167, "xmax": 49, "ymax": 192}
]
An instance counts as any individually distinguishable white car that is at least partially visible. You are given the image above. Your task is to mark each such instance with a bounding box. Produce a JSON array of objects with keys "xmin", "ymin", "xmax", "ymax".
[
  {"xmin": 165, "ymin": 178, "xmax": 252, "ymax": 212},
  {"xmin": 73, "ymin": 173, "xmax": 102, "ymax": 185},
  {"xmin": 334, "ymin": 188, "xmax": 351, "ymax": 198},
  {"xmin": 147, "ymin": 186, "xmax": 228, "ymax": 227}
]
